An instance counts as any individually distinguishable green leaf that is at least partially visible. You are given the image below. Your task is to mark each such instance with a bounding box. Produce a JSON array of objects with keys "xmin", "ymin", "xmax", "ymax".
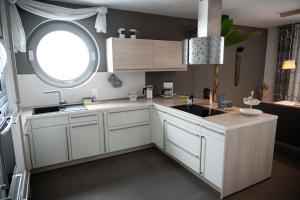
[
  {"xmin": 221, "ymin": 15, "xmax": 230, "ymax": 23},
  {"xmin": 221, "ymin": 15, "xmax": 262, "ymax": 47},
  {"xmin": 221, "ymin": 19, "xmax": 234, "ymax": 37}
]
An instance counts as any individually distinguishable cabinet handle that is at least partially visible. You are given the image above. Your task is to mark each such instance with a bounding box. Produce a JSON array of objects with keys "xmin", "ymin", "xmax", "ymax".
[
  {"xmin": 202, "ymin": 125, "xmax": 224, "ymax": 135},
  {"xmin": 109, "ymin": 122, "xmax": 150, "ymax": 132},
  {"xmin": 163, "ymin": 119, "xmax": 166, "ymax": 150},
  {"xmin": 65, "ymin": 127, "xmax": 70, "ymax": 160},
  {"xmin": 166, "ymin": 121, "xmax": 200, "ymax": 137},
  {"xmin": 166, "ymin": 138, "xmax": 199, "ymax": 159},
  {"xmin": 70, "ymin": 114, "xmax": 97, "ymax": 119},
  {"xmin": 71, "ymin": 123, "xmax": 98, "ymax": 129},
  {"xmin": 199, "ymin": 136, "xmax": 206, "ymax": 175}
]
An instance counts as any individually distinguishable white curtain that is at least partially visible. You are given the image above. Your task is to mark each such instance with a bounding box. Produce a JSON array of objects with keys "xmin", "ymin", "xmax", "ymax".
[
  {"xmin": 9, "ymin": 0, "xmax": 107, "ymax": 53},
  {"xmin": 287, "ymin": 24, "xmax": 300, "ymax": 101}
]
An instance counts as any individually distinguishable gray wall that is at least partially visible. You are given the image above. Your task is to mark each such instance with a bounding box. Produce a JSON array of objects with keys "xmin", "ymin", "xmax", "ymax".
[
  {"xmin": 15, "ymin": 6, "xmax": 196, "ymax": 74},
  {"xmin": 15, "ymin": 3, "xmax": 267, "ymax": 106},
  {"xmin": 147, "ymin": 26, "xmax": 268, "ymax": 106}
]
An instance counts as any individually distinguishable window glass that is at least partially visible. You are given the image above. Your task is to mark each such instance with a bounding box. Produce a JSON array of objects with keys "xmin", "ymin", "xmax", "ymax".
[{"xmin": 27, "ymin": 21, "xmax": 99, "ymax": 88}]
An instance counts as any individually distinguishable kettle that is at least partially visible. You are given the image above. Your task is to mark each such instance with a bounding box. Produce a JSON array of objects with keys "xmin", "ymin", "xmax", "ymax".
[{"xmin": 143, "ymin": 85, "xmax": 153, "ymax": 99}]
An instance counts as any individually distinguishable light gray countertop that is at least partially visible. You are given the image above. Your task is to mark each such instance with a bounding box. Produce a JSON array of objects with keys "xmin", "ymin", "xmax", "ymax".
[{"xmin": 21, "ymin": 97, "xmax": 278, "ymax": 132}]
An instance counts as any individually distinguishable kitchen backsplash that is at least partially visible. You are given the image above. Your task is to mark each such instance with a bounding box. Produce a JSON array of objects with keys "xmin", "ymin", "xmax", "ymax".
[{"xmin": 17, "ymin": 72, "xmax": 145, "ymax": 108}]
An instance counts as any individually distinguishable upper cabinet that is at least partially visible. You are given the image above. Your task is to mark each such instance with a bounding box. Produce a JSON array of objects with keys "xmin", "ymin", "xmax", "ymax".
[
  {"xmin": 106, "ymin": 38, "xmax": 154, "ymax": 71},
  {"xmin": 154, "ymin": 40, "xmax": 186, "ymax": 71},
  {"xmin": 106, "ymin": 38, "xmax": 187, "ymax": 72}
]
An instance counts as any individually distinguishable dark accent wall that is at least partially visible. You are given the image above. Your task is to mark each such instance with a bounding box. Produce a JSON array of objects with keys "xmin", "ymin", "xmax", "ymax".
[
  {"xmin": 15, "ymin": 2, "xmax": 267, "ymax": 105},
  {"xmin": 15, "ymin": 5, "xmax": 196, "ymax": 74},
  {"xmin": 146, "ymin": 26, "xmax": 268, "ymax": 105}
]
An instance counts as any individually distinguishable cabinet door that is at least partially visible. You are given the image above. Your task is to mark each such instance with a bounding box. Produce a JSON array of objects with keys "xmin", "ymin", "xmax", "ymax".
[
  {"xmin": 165, "ymin": 120, "xmax": 201, "ymax": 173},
  {"xmin": 108, "ymin": 38, "xmax": 154, "ymax": 71},
  {"xmin": 154, "ymin": 40, "xmax": 187, "ymax": 71},
  {"xmin": 32, "ymin": 125, "xmax": 69, "ymax": 168},
  {"xmin": 201, "ymin": 126, "xmax": 225, "ymax": 189},
  {"xmin": 151, "ymin": 110, "xmax": 165, "ymax": 149},
  {"xmin": 70, "ymin": 121, "xmax": 101, "ymax": 160},
  {"xmin": 108, "ymin": 123, "xmax": 151, "ymax": 152}
]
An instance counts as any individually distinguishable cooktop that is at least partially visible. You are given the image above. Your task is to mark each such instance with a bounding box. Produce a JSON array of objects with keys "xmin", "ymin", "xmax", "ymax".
[{"xmin": 172, "ymin": 104, "xmax": 224, "ymax": 117}]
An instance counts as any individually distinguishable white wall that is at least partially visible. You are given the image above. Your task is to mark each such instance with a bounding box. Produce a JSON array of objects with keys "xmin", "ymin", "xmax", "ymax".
[
  {"xmin": 263, "ymin": 27, "xmax": 279, "ymax": 102},
  {"xmin": 18, "ymin": 72, "xmax": 145, "ymax": 108}
]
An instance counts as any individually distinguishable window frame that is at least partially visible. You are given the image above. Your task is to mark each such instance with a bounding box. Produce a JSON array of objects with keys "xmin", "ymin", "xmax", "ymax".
[{"xmin": 27, "ymin": 20, "xmax": 100, "ymax": 88}]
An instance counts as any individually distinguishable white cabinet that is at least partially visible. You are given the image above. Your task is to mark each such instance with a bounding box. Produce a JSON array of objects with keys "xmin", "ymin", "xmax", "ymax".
[
  {"xmin": 151, "ymin": 110, "xmax": 165, "ymax": 149},
  {"xmin": 108, "ymin": 123, "xmax": 151, "ymax": 152},
  {"xmin": 165, "ymin": 120, "xmax": 201, "ymax": 173},
  {"xmin": 32, "ymin": 125, "xmax": 69, "ymax": 168},
  {"xmin": 200, "ymin": 126, "xmax": 224, "ymax": 188},
  {"xmin": 108, "ymin": 107, "xmax": 150, "ymax": 127},
  {"xmin": 69, "ymin": 121, "xmax": 101, "ymax": 160},
  {"xmin": 107, "ymin": 107, "xmax": 151, "ymax": 152}
]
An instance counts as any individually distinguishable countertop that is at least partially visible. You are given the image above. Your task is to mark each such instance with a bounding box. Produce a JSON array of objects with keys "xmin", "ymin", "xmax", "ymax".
[{"xmin": 21, "ymin": 97, "xmax": 277, "ymax": 131}]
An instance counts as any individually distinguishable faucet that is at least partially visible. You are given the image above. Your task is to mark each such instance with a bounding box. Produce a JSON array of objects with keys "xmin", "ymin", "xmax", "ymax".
[{"xmin": 44, "ymin": 90, "xmax": 67, "ymax": 108}]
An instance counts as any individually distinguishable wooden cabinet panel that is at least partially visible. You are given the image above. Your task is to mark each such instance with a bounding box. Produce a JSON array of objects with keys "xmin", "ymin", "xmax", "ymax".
[
  {"xmin": 70, "ymin": 121, "xmax": 101, "ymax": 160},
  {"xmin": 154, "ymin": 40, "xmax": 187, "ymax": 71},
  {"xmin": 32, "ymin": 125, "xmax": 69, "ymax": 168},
  {"xmin": 107, "ymin": 38, "xmax": 154, "ymax": 72}
]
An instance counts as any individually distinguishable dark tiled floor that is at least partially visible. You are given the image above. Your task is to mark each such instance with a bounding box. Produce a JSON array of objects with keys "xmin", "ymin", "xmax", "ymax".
[{"xmin": 31, "ymin": 143, "xmax": 300, "ymax": 200}]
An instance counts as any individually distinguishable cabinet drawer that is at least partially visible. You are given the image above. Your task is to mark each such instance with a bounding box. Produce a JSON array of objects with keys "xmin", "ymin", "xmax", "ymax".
[
  {"xmin": 108, "ymin": 123, "xmax": 151, "ymax": 152},
  {"xmin": 108, "ymin": 107, "xmax": 150, "ymax": 127},
  {"xmin": 69, "ymin": 112, "xmax": 98, "ymax": 124},
  {"xmin": 165, "ymin": 120, "xmax": 201, "ymax": 157},
  {"xmin": 70, "ymin": 121, "xmax": 101, "ymax": 160},
  {"xmin": 31, "ymin": 115, "xmax": 69, "ymax": 129},
  {"xmin": 166, "ymin": 139, "xmax": 200, "ymax": 173}
]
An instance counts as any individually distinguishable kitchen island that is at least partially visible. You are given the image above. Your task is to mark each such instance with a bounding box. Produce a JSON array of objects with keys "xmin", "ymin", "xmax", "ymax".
[{"xmin": 21, "ymin": 97, "xmax": 277, "ymax": 199}]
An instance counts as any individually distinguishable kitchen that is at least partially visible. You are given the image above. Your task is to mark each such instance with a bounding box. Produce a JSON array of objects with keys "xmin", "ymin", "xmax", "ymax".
[{"xmin": 0, "ymin": 0, "xmax": 299, "ymax": 200}]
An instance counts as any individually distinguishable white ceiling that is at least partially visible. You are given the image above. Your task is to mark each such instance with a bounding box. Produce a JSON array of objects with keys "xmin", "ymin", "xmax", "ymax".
[{"xmin": 50, "ymin": 0, "xmax": 300, "ymax": 28}]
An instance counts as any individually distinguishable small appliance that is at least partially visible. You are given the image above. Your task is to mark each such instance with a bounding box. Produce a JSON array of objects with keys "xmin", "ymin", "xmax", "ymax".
[
  {"xmin": 143, "ymin": 85, "xmax": 153, "ymax": 99},
  {"xmin": 162, "ymin": 82, "xmax": 173, "ymax": 98},
  {"xmin": 203, "ymin": 88, "xmax": 210, "ymax": 99}
]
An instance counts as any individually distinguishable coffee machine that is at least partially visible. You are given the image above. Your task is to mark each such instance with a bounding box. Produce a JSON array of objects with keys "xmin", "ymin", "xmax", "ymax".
[{"xmin": 162, "ymin": 82, "xmax": 174, "ymax": 98}]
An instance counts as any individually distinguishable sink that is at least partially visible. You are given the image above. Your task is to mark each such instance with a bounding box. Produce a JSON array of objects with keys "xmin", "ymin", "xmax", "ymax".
[
  {"xmin": 60, "ymin": 104, "xmax": 87, "ymax": 112},
  {"xmin": 33, "ymin": 104, "xmax": 87, "ymax": 115},
  {"xmin": 33, "ymin": 106, "xmax": 60, "ymax": 115}
]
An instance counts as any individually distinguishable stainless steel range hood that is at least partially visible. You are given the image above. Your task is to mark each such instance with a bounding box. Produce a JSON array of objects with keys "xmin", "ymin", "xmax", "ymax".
[{"xmin": 183, "ymin": 0, "xmax": 224, "ymax": 65}]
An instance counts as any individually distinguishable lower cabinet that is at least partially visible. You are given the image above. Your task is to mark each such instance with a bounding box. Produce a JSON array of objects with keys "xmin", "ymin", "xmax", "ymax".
[
  {"xmin": 69, "ymin": 121, "xmax": 101, "ymax": 160},
  {"xmin": 200, "ymin": 126, "xmax": 224, "ymax": 188},
  {"xmin": 32, "ymin": 125, "xmax": 69, "ymax": 168},
  {"xmin": 151, "ymin": 110, "xmax": 165, "ymax": 149},
  {"xmin": 165, "ymin": 119, "xmax": 201, "ymax": 173},
  {"xmin": 108, "ymin": 123, "xmax": 151, "ymax": 152}
]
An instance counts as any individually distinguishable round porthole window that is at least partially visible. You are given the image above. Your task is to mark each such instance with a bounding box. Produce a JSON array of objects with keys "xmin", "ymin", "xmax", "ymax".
[{"xmin": 27, "ymin": 20, "xmax": 100, "ymax": 88}]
